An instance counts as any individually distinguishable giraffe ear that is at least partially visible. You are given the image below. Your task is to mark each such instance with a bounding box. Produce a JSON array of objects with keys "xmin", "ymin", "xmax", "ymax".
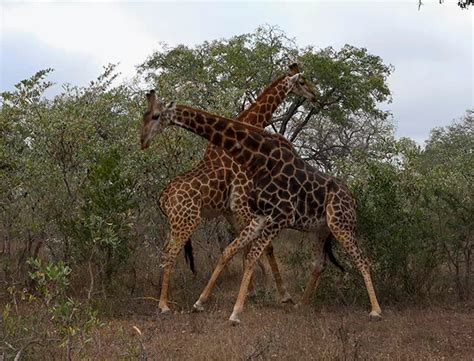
[
  {"xmin": 287, "ymin": 63, "xmax": 300, "ymax": 76},
  {"xmin": 166, "ymin": 101, "xmax": 176, "ymax": 109}
]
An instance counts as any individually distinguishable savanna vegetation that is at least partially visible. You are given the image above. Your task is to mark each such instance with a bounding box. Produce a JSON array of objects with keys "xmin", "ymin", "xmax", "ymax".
[{"xmin": 1, "ymin": 26, "xmax": 472, "ymax": 360}]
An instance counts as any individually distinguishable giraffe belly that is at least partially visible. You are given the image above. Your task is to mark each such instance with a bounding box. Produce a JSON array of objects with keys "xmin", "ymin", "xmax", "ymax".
[
  {"xmin": 293, "ymin": 216, "xmax": 328, "ymax": 232},
  {"xmin": 200, "ymin": 208, "xmax": 224, "ymax": 219}
]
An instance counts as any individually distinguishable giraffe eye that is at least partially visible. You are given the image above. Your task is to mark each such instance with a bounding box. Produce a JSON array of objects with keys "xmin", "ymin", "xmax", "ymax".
[{"xmin": 152, "ymin": 114, "xmax": 160, "ymax": 120}]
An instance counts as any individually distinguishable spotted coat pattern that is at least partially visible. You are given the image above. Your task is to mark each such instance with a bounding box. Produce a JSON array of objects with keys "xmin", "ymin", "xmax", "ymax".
[
  {"xmin": 141, "ymin": 87, "xmax": 382, "ymax": 324},
  {"xmin": 152, "ymin": 65, "xmax": 317, "ymax": 313}
]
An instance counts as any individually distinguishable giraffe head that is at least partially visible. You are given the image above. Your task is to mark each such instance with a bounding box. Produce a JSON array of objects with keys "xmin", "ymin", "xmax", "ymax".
[
  {"xmin": 285, "ymin": 63, "xmax": 317, "ymax": 104},
  {"xmin": 140, "ymin": 90, "xmax": 175, "ymax": 150}
]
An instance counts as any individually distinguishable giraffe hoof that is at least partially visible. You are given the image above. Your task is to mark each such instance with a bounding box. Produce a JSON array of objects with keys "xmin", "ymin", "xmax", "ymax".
[
  {"xmin": 160, "ymin": 306, "xmax": 171, "ymax": 314},
  {"xmin": 193, "ymin": 301, "xmax": 205, "ymax": 312},
  {"xmin": 369, "ymin": 311, "xmax": 382, "ymax": 321},
  {"xmin": 280, "ymin": 292, "xmax": 294, "ymax": 304},
  {"xmin": 229, "ymin": 313, "xmax": 241, "ymax": 325}
]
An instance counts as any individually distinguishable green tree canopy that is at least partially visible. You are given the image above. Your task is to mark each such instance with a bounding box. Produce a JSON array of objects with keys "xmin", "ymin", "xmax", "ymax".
[{"xmin": 139, "ymin": 25, "xmax": 394, "ymax": 173}]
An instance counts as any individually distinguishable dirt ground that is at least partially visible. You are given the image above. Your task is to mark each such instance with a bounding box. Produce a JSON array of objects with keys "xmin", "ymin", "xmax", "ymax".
[
  {"xmin": 5, "ymin": 238, "xmax": 473, "ymax": 360},
  {"xmin": 75, "ymin": 240, "xmax": 474, "ymax": 361},
  {"xmin": 84, "ymin": 297, "xmax": 474, "ymax": 360}
]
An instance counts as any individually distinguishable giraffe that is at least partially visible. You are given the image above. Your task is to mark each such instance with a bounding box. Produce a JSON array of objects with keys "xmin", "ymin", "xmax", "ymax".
[
  {"xmin": 140, "ymin": 90, "xmax": 382, "ymax": 324},
  {"xmin": 155, "ymin": 64, "xmax": 318, "ymax": 313}
]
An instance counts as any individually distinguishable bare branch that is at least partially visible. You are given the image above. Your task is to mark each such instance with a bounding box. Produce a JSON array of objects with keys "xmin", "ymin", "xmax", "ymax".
[
  {"xmin": 289, "ymin": 107, "xmax": 318, "ymax": 142},
  {"xmin": 277, "ymin": 98, "xmax": 305, "ymax": 135}
]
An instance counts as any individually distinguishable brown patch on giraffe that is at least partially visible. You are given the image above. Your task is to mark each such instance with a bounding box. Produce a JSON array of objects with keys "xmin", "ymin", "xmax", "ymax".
[{"xmin": 211, "ymin": 132, "xmax": 223, "ymax": 146}]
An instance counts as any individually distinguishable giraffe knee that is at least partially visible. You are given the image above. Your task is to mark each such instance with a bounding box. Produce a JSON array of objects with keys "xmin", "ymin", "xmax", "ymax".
[
  {"xmin": 244, "ymin": 258, "xmax": 258, "ymax": 270},
  {"xmin": 354, "ymin": 256, "xmax": 370, "ymax": 272},
  {"xmin": 222, "ymin": 247, "xmax": 237, "ymax": 261},
  {"xmin": 264, "ymin": 244, "xmax": 274, "ymax": 256},
  {"xmin": 311, "ymin": 260, "xmax": 325, "ymax": 275}
]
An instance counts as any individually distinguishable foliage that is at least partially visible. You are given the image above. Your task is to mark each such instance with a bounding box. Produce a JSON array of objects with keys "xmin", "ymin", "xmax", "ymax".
[
  {"xmin": 345, "ymin": 115, "xmax": 473, "ymax": 302},
  {"xmin": 139, "ymin": 25, "xmax": 394, "ymax": 173},
  {"xmin": 62, "ymin": 148, "xmax": 136, "ymax": 285},
  {"xmin": 1, "ymin": 258, "xmax": 103, "ymax": 360},
  {"xmin": 0, "ymin": 26, "xmax": 471, "ymax": 338},
  {"xmin": 418, "ymin": 112, "xmax": 473, "ymax": 299}
]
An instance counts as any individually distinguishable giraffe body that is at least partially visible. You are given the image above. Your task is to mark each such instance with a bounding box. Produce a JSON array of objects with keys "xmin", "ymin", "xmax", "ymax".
[
  {"xmin": 141, "ymin": 97, "xmax": 382, "ymax": 323},
  {"xmin": 155, "ymin": 65, "xmax": 316, "ymax": 312}
]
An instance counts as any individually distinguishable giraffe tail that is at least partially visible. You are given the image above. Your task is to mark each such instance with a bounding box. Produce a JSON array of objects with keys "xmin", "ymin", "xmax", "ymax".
[
  {"xmin": 184, "ymin": 239, "xmax": 196, "ymax": 275},
  {"xmin": 324, "ymin": 235, "xmax": 345, "ymax": 273}
]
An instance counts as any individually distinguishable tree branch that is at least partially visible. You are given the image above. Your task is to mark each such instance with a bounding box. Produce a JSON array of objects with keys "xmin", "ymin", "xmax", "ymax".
[
  {"xmin": 277, "ymin": 98, "xmax": 305, "ymax": 135},
  {"xmin": 289, "ymin": 107, "xmax": 318, "ymax": 142}
]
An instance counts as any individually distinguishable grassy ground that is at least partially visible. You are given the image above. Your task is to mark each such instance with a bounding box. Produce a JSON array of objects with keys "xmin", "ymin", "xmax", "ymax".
[
  {"xmin": 3, "ymin": 237, "xmax": 473, "ymax": 360},
  {"xmin": 79, "ymin": 236, "xmax": 474, "ymax": 361},
  {"xmin": 85, "ymin": 299, "xmax": 473, "ymax": 360},
  {"xmin": 80, "ymin": 249, "xmax": 474, "ymax": 361}
]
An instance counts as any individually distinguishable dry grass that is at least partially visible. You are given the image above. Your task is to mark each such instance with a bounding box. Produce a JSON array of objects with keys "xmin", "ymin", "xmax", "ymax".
[
  {"xmin": 78, "ymin": 248, "xmax": 474, "ymax": 361},
  {"xmin": 81, "ymin": 300, "xmax": 474, "ymax": 360},
  {"xmin": 4, "ymin": 235, "xmax": 473, "ymax": 360}
]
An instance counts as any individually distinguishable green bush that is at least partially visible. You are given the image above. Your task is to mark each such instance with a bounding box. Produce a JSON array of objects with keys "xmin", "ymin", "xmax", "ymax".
[{"xmin": 1, "ymin": 258, "xmax": 103, "ymax": 360}]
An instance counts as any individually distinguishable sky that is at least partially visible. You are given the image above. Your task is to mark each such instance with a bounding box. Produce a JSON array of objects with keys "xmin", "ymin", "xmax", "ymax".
[{"xmin": 1, "ymin": 0, "xmax": 473, "ymax": 144}]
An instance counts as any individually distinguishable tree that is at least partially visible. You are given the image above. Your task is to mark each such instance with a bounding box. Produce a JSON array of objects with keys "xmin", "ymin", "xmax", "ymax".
[
  {"xmin": 139, "ymin": 25, "xmax": 394, "ymax": 173},
  {"xmin": 419, "ymin": 110, "xmax": 473, "ymax": 299},
  {"xmin": 418, "ymin": 0, "xmax": 473, "ymax": 10}
]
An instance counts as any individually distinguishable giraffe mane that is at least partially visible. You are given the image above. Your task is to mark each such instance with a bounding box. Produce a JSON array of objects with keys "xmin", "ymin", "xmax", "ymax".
[
  {"xmin": 236, "ymin": 74, "xmax": 287, "ymax": 121},
  {"xmin": 176, "ymin": 103, "xmax": 295, "ymax": 151}
]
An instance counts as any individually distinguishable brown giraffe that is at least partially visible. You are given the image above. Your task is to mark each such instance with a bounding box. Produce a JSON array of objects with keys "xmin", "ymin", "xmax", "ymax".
[
  {"xmin": 140, "ymin": 91, "xmax": 382, "ymax": 324},
  {"xmin": 156, "ymin": 64, "xmax": 317, "ymax": 313}
]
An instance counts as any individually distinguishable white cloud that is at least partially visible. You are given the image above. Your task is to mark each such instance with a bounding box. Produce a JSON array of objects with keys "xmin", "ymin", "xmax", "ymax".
[
  {"xmin": 1, "ymin": 0, "xmax": 472, "ymax": 141},
  {"xmin": 3, "ymin": 2, "xmax": 156, "ymax": 77}
]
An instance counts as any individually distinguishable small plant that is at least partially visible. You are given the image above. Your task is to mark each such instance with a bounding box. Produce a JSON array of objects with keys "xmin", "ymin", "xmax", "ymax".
[{"xmin": 1, "ymin": 258, "xmax": 104, "ymax": 360}]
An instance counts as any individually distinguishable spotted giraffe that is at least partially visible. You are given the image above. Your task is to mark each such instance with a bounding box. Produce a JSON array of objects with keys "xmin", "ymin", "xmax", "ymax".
[
  {"xmin": 155, "ymin": 64, "xmax": 317, "ymax": 313},
  {"xmin": 141, "ymin": 91, "xmax": 382, "ymax": 324}
]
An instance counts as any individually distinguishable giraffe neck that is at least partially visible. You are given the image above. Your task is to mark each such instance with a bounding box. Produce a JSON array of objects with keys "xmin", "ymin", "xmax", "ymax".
[
  {"xmin": 237, "ymin": 75, "xmax": 290, "ymax": 128},
  {"xmin": 171, "ymin": 105, "xmax": 269, "ymax": 172}
]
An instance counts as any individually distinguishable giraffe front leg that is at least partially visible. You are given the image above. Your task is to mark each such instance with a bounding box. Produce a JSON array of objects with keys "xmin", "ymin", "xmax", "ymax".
[
  {"xmin": 193, "ymin": 216, "xmax": 266, "ymax": 312},
  {"xmin": 229, "ymin": 227, "xmax": 280, "ymax": 324},
  {"xmin": 159, "ymin": 242, "xmax": 178, "ymax": 314},
  {"xmin": 233, "ymin": 208, "xmax": 284, "ymax": 301},
  {"xmin": 243, "ymin": 243, "xmax": 257, "ymax": 297},
  {"xmin": 228, "ymin": 259, "xmax": 257, "ymax": 325},
  {"xmin": 159, "ymin": 263, "xmax": 173, "ymax": 314}
]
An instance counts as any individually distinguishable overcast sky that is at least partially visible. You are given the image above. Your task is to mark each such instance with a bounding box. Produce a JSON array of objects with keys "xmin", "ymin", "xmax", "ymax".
[{"xmin": 1, "ymin": 0, "xmax": 472, "ymax": 143}]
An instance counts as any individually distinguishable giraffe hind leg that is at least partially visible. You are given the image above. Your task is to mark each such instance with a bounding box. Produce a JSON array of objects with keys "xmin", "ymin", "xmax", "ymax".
[
  {"xmin": 159, "ymin": 208, "xmax": 202, "ymax": 314},
  {"xmin": 326, "ymin": 202, "xmax": 382, "ymax": 320},
  {"xmin": 299, "ymin": 234, "xmax": 327, "ymax": 306}
]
